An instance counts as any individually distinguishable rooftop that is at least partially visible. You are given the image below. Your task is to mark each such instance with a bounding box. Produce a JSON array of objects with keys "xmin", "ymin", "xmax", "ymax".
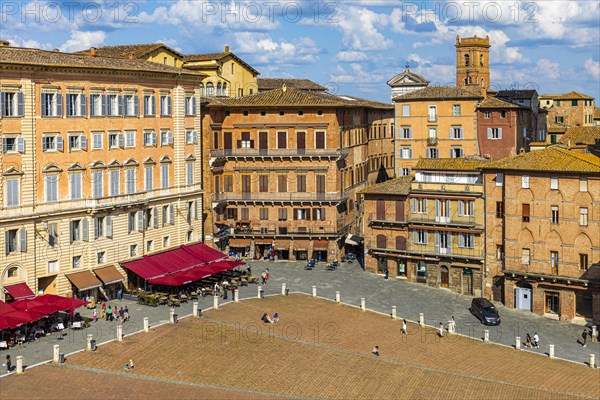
[
  {"xmin": 594, "ymin": 107, "xmax": 600, "ymax": 119},
  {"xmin": 183, "ymin": 51, "xmax": 259, "ymax": 75},
  {"xmin": 258, "ymin": 78, "xmax": 326, "ymax": 91},
  {"xmin": 387, "ymin": 67, "xmax": 430, "ymax": 87},
  {"xmin": 0, "ymin": 46, "xmax": 203, "ymax": 78},
  {"xmin": 483, "ymin": 147, "xmax": 600, "ymax": 173},
  {"xmin": 75, "ymin": 43, "xmax": 184, "ymax": 59},
  {"xmin": 495, "ymin": 90, "xmax": 537, "ymax": 100},
  {"xmin": 540, "ymin": 91, "xmax": 595, "ymax": 100},
  {"xmin": 393, "ymin": 86, "xmax": 483, "ymax": 102},
  {"xmin": 559, "ymin": 126, "xmax": 600, "ymax": 147},
  {"xmin": 548, "ymin": 122, "xmax": 568, "ymax": 133},
  {"xmin": 359, "ymin": 176, "xmax": 413, "ymax": 196},
  {"xmin": 415, "ymin": 157, "xmax": 491, "ymax": 171},
  {"xmin": 477, "ymin": 97, "xmax": 522, "ymax": 109},
  {"xmin": 205, "ymin": 87, "xmax": 393, "ymax": 109}
]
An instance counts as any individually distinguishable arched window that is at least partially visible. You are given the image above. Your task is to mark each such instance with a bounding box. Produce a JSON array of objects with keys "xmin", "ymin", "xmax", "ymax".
[
  {"xmin": 199, "ymin": 83, "xmax": 205, "ymax": 96},
  {"xmin": 222, "ymin": 83, "xmax": 227, "ymax": 97},
  {"xmin": 464, "ymin": 78, "xmax": 468, "ymax": 86},
  {"xmin": 376, "ymin": 234, "xmax": 387, "ymax": 249},
  {"xmin": 7, "ymin": 266, "xmax": 19, "ymax": 278},
  {"xmin": 464, "ymin": 54, "xmax": 470, "ymax": 66},
  {"xmin": 187, "ymin": 230, "xmax": 194, "ymax": 242},
  {"xmin": 480, "ymin": 54, "xmax": 484, "ymax": 66},
  {"xmin": 206, "ymin": 83, "xmax": 214, "ymax": 96},
  {"xmin": 217, "ymin": 82, "xmax": 222, "ymax": 96},
  {"xmin": 481, "ymin": 79, "xmax": 485, "ymax": 87}
]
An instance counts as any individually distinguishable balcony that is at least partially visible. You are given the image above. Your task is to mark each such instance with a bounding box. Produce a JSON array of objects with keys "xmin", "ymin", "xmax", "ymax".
[
  {"xmin": 212, "ymin": 192, "xmax": 347, "ymax": 207},
  {"xmin": 210, "ymin": 148, "xmax": 348, "ymax": 165},
  {"xmin": 427, "ymin": 115, "xmax": 437, "ymax": 122},
  {"xmin": 367, "ymin": 214, "xmax": 408, "ymax": 229},
  {"xmin": 408, "ymin": 213, "xmax": 480, "ymax": 229},
  {"xmin": 223, "ymin": 227, "xmax": 342, "ymax": 239},
  {"xmin": 369, "ymin": 244, "xmax": 483, "ymax": 261}
]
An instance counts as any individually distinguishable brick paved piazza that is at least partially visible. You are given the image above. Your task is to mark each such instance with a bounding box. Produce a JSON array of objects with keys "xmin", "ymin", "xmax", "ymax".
[{"xmin": 2, "ymin": 294, "xmax": 599, "ymax": 400}]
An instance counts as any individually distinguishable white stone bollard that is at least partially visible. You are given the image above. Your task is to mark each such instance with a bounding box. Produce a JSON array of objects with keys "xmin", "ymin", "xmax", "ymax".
[
  {"xmin": 312, "ymin": 286, "xmax": 317, "ymax": 297},
  {"xmin": 193, "ymin": 302, "xmax": 199, "ymax": 317},
  {"xmin": 335, "ymin": 291, "xmax": 341, "ymax": 303},
  {"xmin": 438, "ymin": 323, "xmax": 444, "ymax": 337},
  {"xmin": 590, "ymin": 353, "xmax": 596, "ymax": 368},
  {"xmin": 419, "ymin": 313, "xmax": 424, "ymax": 327},
  {"xmin": 116, "ymin": 324, "xmax": 123, "ymax": 341},
  {"xmin": 515, "ymin": 336, "xmax": 521, "ymax": 350},
  {"xmin": 281, "ymin": 283, "xmax": 286, "ymax": 295},
  {"xmin": 213, "ymin": 295, "xmax": 219, "ymax": 310},
  {"xmin": 16, "ymin": 356, "xmax": 23, "ymax": 374},
  {"xmin": 483, "ymin": 329, "xmax": 489, "ymax": 342},
  {"xmin": 549, "ymin": 344, "xmax": 555, "ymax": 359},
  {"xmin": 391, "ymin": 306, "xmax": 397, "ymax": 319},
  {"xmin": 448, "ymin": 320, "xmax": 456, "ymax": 334},
  {"xmin": 592, "ymin": 326, "xmax": 598, "ymax": 342},
  {"xmin": 86, "ymin": 334, "xmax": 93, "ymax": 351},
  {"xmin": 258, "ymin": 285, "xmax": 263, "ymax": 299},
  {"xmin": 361, "ymin": 298, "xmax": 366, "ymax": 311},
  {"xmin": 169, "ymin": 308, "xmax": 176, "ymax": 323},
  {"xmin": 234, "ymin": 290, "xmax": 239, "ymax": 302},
  {"xmin": 143, "ymin": 317, "xmax": 149, "ymax": 332},
  {"xmin": 53, "ymin": 344, "xmax": 60, "ymax": 363}
]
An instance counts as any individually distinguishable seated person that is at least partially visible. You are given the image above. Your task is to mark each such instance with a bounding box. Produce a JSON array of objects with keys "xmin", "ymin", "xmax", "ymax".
[
  {"xmin": 273, "ymin": 313, "xmax": 279, "ymax": 323},
  {"xmin": 261, "ymin": 313, "xmax": 273, "ymax": 324}
]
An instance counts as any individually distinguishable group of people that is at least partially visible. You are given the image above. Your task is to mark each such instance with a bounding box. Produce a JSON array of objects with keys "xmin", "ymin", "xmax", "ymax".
[
  {"xmin": 214, "ymin": 280, "xmax": 238, "ymax": 301},
  {"xmin": 99, "ymin": 301, "xmax": 130, "ymax": 323},
  {"xmin": 123, "ymin": 359, "xmax": 134, "ymax": 371},
  {"xmin": 261, "ymin": 312, "xmax": 279, "ymax": 324},
  {"xmin": 524, "ymin": 332, "xmax": 540, "ymax": 348}
]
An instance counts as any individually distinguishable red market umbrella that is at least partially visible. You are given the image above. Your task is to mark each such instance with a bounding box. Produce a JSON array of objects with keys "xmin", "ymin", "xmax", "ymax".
[
  {"xmin": 12, "ymin": 299, "xmax": 58, "ymax": 315},
  {"xmin": 0, "ymin": 310, "xmax": 41, "ymax": 330},
  {"xmin": 0, "ymin": 300, "xmax": 17, "ymax": 315}
]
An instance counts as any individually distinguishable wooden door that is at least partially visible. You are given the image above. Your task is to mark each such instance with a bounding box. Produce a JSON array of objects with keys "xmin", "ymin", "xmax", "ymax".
[
  {"xmin": 316, "ymin": 175, "xmax": 325, "ymax": 194},
  {"xmin": 440, "ymin": 266, "xmax": 449, "ymax": 288},
  {"xmin": 297, "ymin": 132, "xmax": 306, "ymax": 154}
]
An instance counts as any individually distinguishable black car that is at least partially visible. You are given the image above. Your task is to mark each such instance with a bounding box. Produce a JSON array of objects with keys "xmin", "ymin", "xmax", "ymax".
[{"xmin": 470, "ymin": 297, "xmax": 501, "ymax": 325}]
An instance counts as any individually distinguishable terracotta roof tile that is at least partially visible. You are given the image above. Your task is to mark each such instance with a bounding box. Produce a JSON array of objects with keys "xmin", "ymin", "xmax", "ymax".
[
  {"xmin": 495, "ymin": 90, "xmax": 537, "ymax": 100},
  {"xmin": 75, "ymin": 43, "xmax": 184, "ymax": 59},
  {"xmin": 540, "ymin": 91, "xmax": 594, "ymax": 100},
  {"xmin": 393, "ymin": 86, "xmax": 483, "ymax": 101},
  {"xmin": 477, "ymin": 97, "xmax": 522, "ymax": 109},
  {"xmin": 548, "ymin": 122, "xmax": 568, "ymax": 133},
  {"xmin": 258, "ymin": 78, "xmax": 326, "ymax": 91},
  {"xmin": 359, "ymin": 176, "xmax": 413, "ymax": 195},
  {"xmin": 387, "ymin": 68, "xmax": 430, "ymax": 87},
  {"xmin": 594, "ymin": 107, "xmax": 600, "ymax": 119},
  {"xmin": 183, "ymin": 52, "xmax": 259, "ymax": 75},
  {"xmin": 0, "ymin": 46, "xmax": 203, "ymax": 77},
  {"xmin": 482, "ymin": 147, "xmax": 600, "ymax": 173},
  {"xmin": 558, "ymin": 126, "xmax": 600, "ymax": 147},
  {"xmin": 415, "ymin": 157, "xmax": 490, "ymax": 171}
]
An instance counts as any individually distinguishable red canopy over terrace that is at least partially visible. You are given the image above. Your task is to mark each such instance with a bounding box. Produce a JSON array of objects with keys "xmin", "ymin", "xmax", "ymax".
[
  {"xmin": 182, "ymin": 243, "xmax": 226, "ymax": 263},
  {"xmin": 0, "ymin": 310, "xmax": 40, "ymax": 330},
  {"xmin": 3, "ymin": 282, "xmax": 36, "ymax": 300}
]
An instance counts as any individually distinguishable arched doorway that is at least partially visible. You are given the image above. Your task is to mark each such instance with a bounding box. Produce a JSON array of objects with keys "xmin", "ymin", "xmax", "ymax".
[
  {"xmin": 440, "ymin": 266, "xmax": 449, "ymax": 288},
  {"xmin": 515, "ymin": 281, "xmax": 532, "ymax": 311}
]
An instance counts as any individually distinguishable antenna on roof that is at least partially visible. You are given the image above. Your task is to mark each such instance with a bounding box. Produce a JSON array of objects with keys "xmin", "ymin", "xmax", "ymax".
[{"xmin": 405, "ymin": 61, "xmax": 410, "ymax": 70}]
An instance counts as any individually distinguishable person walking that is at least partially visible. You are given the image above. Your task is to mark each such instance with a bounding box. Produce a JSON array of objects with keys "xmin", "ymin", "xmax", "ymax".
[
  {"xmin": 231, "ymin": 286, "xmax": 236, "ymax": 300},
  {"xmin": 117, "ymin": 288, "xmax": 123, "ymax": 301},
  {"xmin": 525, "ymin": 333, "xmax": 532, "ymax": 348},
  {"xmin": 582, "ymin": 329, "xmax": 588, "ymax": 347},
  {"xmin": 119, "ymin": 307, "xmax": 125, "ymax": 323},
  {"xmin": 5, "ymin": 355, "xmax": 11, "ymax": 373},
  {"xmin": 93, "ymin": 309, "xmax": 98, "ymax": 323},
  {"xmin": 533, "ymin": 332, "xmax": 539, "ymax": 348},
  {"xmin": 129, "ymin": 359, "xmax": 134, "ymax": 370},
  {"xmin": 372, "ymin": 346, "xmax": 379, "ymax": 356},
  {"xmin": 101, "ymin": 300, "xmax": 107, "ymax": 319},
  {"xmin": 265, "ymin": 268, "xmax": 270, "ymax": 283},
  {"xmin": 261, "ymin": 271, "xmax": 267, "ymax": 285},
  {"xmin": 401, "ymin": 319, "xmax": 407, "ymax": 335},
  {"xmin": 124, "ymin": 306, "xmax": 130, "ymax": 322},
  {"xmin": 438, "ymin": 322, "xmax": 444, "ymax": 337},
  {"xmin": 384, "ymin": 268, "xmax": 389, "ymax": 282}
]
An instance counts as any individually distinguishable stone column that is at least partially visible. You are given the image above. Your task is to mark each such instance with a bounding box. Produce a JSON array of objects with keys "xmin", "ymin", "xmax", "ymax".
[
  {"xmin": 361, "ymin": 298, "xmax": 366, "ymax": 311},
  {"xmin": 515, "ymin": 336, "xmax": 521, "ymax": 350},
  {"xmin": 258, "ymin": 286, "xmax": 263, "ymax": 299},
  {"xmin": 193, "ymin": 302, "xmax": 199, "ymax": 317},
  {"xmin": 419, "ymin": 313, "xmax": 424, "ymax": 327},
  {"xmin": 213, "ymin": 295, "xmax": 219, "ymax": 310},
  {"xmin": 16, "ymin": 356, "xmax": 23, "ymax": 374},
  {"xmin": 143, "ymin": 317, "xmax": 149, "ymax": 332},
  {"xmin": 169, "ymin": 308, "xmax": 176, "ymax": 323},
  {"xmin": 335, "ymin": 291, "xmax": 341, "ymax": 303},
  {"xmin": 234, "ymin": 290, "xmax": 239, "ymax": 302},
  {"xmin": 391, "ymin": 306, "xmax": 397, "ymax": 319},
  {"xmin": 549, "ymin": 344, "xmax": 555, "ymax": 359},
  {"xmin": 53, "ymin": 345, "xmax": 60, "ymax": 363},
  {"xmin": 116, "ymin": 324, "xmax": 123, "ymax": 341},
  {"xmin": 281, "ymin": 283, "xmax": 286, "ymax": 295},
  {"xmin": 312, "ymin": 286, "xmax": 317, "ymax": 297},
  {"xmin": 590, "ymin": 353, "xmax": 596, "ymax": 368},
  {"xmin": 86, "ymin": 334, "xmax": 93, "ymax": 351},
  {"xmin": 483, "ymin": 329, "xmax": 489, "ymax": 342}
]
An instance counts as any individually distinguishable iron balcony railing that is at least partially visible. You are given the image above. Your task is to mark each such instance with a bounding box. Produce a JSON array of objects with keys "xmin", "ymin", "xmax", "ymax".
[
  {"xmin": 213, "ymin": 192, "xmax": 346, "ymax": 202},
  {"xmin": 210, "ymin": 148, "xmax": 348, "ymax": 158}
]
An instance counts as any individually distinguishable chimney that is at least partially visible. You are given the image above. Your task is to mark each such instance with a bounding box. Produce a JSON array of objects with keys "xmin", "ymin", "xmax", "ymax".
[
  {"xmin": 129, "ymin": 53, "xmax": 135, "ymax": 60},
  {"xmin": 567, "ymin": 139, "xmax": 571, "ymax": 147},
  {"xmin": 89, "ymin": 47, "xmax": 97, "ymax": 57},
  {"xmin": 282, "ymin": 83, "xmax": 287, "ymax": 92},
  {"xmin": 0, "ymin": 40, "xmax": 10, "ymax": 47},
  {"xmin": 519, "ymin": 147, "xmax": 525, "ymax": 154},
  {"xmin": 224, "ymin": 45, "xmax": 230, "ymax": 53}
]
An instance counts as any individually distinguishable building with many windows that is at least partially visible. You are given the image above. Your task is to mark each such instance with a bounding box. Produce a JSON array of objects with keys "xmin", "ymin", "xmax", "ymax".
[
  {"xmin": 0, "ymin": 43, "xmax": 204, "ymax": 300},
  {"xmin": 202, "ymin": 86, "xmax": 394, "ymax": 261},
  {"xmin": 540, "ymin": 91, "xmax": 596, "ymax": 127},
  {"xmin": 482, "ymin": 146, "xmax": 600, "ymax": 323}
]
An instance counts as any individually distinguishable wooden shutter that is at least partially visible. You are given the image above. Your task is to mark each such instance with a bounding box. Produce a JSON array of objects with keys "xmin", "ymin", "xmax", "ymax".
[
  {"xmin": 297, "ymin": 132, "xmax": 306, "ymax": 150},
  {"xmin": 395, "ymin": 200, "xmax": 404, "ymax": 221},
  {"xmin": 278, "ymin": 175, "xmax": 287, "ymax": 192},
  {"xmin": 19, "ymin": 228, "xmax": 27, "ymax": 252},
  {"xmin": 376, "ymin": 234, "xmax": 387, "ymax": 249},
  {"xmin": 395, "ymin": 236, "xmax": 406, "ymax": 250},
  {"xmin": 376, "ymin": 200, "xmax": 385, "ymax": 220},
  {"xmin": 82, "ymin": 218, "xmax": 89, "ymax": 241},
  {"xmin": 277, "ymin": 132, "xmax": 287, "ymax": 149},
  {"xmin": 315, "ymin": 131, "xmax": 325, "ymax": 149},
  {"xmin": 316, "ymin": 175, "xmax": 325, "ymax": 194},
  {"xmin": 106, "ymin": 215, "xmax": 113, "ymax": 238}
]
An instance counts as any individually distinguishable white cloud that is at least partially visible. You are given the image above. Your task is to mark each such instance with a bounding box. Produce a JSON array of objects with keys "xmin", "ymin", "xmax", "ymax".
[
  {"xmin": 336, "ymin": 6, "xmax": 393, "ymax": 51},
  {"xmin": 407, "ymin": 53, "xmax": 454, "ymax": 85},
  {"xmin": 233, "ymin": 33, "xmax": 320, "ymax": 66},
  {"xmin": 329, "ymin": 63, "xmax": 386, "ymax": 84},
  {"xmin": 335, "ymin": 51, "xmax": 369, "ymax": 62},
  {"xmin": 536, "ymin": 59, "xmax": 560, "ymax": 79},
  {"xmin": 584, "ymin": 59, "xmax": 600, "ymax": 80},
  {"xmin": 59, "ymin": 30, "xmax": 106, "ymax": 52}
]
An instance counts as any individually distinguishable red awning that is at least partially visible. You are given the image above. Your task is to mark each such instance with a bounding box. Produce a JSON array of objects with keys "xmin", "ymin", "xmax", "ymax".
[
  {"xmin": 0, "ymin": 310, "xmax": 42, "ymax": 330},
  {"xmin": 0, "ymin": 299, "xmax": 17, "ymax": 315},
  {"xmin": 4, "ymin": 283, "xmax": 35, "ymax": 300},
  {"xmin": 121, "ymin": 258, "xmax": 167, "ymax": 280},
  {"xmin": 183, "ymin": 243, "xmax": 226, "ymax": 263}
]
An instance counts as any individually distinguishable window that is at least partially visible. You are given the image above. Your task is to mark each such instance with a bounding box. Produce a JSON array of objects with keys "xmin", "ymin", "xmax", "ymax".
[
  {"xmin": 45, "ymin": 175, "xmax": 58, "ymax": 203},
  {"xmin": 125, "ymin": 131, "xmax": 135, "ymax": 147},
  {"xmin": 69, "ymin": 173, "xmax": 82, "ymax": 200},
  {"xmin": 90, "ymin": 94, "xmax": 103, "ymax": 117},
  {"xmin": 186, "ymin": 163, "xmax": 194, "ymax": 185},
  {"xmin": 144, "ymin": 95, "xmax": 155, "ymax": 116},
  {"xmin": 130, "ymin": 244, "xmax": 138, "ymax": 257},
  {"xmin": 498, "ymin": 111, "xmax": 506, "ymax": 119},
  {"xmin": 260, "ymin": 208, "xmax": 269, "ymax": 220},
  {"xmin": 495, "ymin": 173, "xmax": 503, "ymax": 187},
  {"xmin": 522, "ymin": 248, "xmax": 530, "ymax": 265},
  {"xmin": 5, "ymin": 229, "xmax": 19, "ymax": 253},
  {"xmin": 522, "ymin": 204, "xmax": 530, "ymax": 222},
  {"xmin": 68, "ymin": 134, "xmax": 86, "ymax": 151},
  {"xmin": 483, "ymin": 111, "xmax": 490, "ymax": 119},
  {"xmin": 143, "ymin": 131, "xmax": 157, "ymax": 147},
  {"xmin": 458, "ymin": 233, "xmax": 474, "ymax": 248},
  {"xmin": 161, "ymin": 164, "xmax": 170, "ymax": 189},
  {"xmin": 2, "ymin": 137, "xmax": 25, "ymax": 153},
  {"xmin": 92, "ymin": 171, "xmax": 103, "ymax": 198},
  {"xmin": 278, "ymin": 175, "xmax": 287, "ymax": 192},
  {"xmin": 580, "ymin": 208, "xmax": 588, "ymax": 226},
  {"xmin": 315, "ymin": 131, "xmax": 326, "ymax": 149},
  {"xmin": 108, "ymin": 132, "xmax": 123, "ymax": 149},
  {"xmin": 161, "ymin": 131, "xmax": 173, "ymax": 146},
  {"xmin": 70, "ymin": 220, "xmax": 82, "ymax": 242},
  {"xmin": 163, "ymin": 236, "xmax": 170, "ymax": 248},
  {"xmin": 452, "ymin": 104, "xmax": 461, "ymax": 116},
  {"xmin": 226, "ymin": 207, "xmax": 237, "ymax": 220},
  {"xmin": 72, "ymin": 255, "xmax": 81, "ymax": 269},
  {"xmin": 458, "ymin": 200, "xmax": 474, "ymax": 217},
  {"xmin": 495, "ymin": 201, "xmax": 504, "ymax": 218},
  {"xmin": 401, "ymin": 127, "xmax": 412, "ymax": 139},
  {"xmin": 428, "ymin": 105, "xmax": 437, "ymax": 122},
  {"xmin": 259, "ymin": 175, "xmax": 269, "ymax": 192},
  {"xmin": 426, "ymin": 148, "xmax": 438, "ymax": 158},
  {"xmin": 412, "ymin": 198, "xmax": 427, "ymax": 214},
  {"xmin": 128, "ymin": 211, "xmax": 136, "ymax": 233},
  {"xmin": 106, "ymin": 94, "xmax": 120, "ymax": 116},
  {"xmin": 571, "ymin": 100, "xmax": 578, "ymax": 106},
  {"xmin": 400, "ymin": 147, "xmax": 412, "ymax": 159},
  {"xmin": 277, "ymin": 131, "xmax": 287, "ymax": 149},
  {"xmin": 580, "ymin": 254, "xmax": 589, "ymax": 270},
  {"xmin": 555, "ymin": 116, "xmax": 564, "ymax": 123},
  {"xmin": 551, "ymin": 205, "xmax": 559, "ymax": 224},
  {"xmin": 240, "ymin": 132, "xmax": 252, "ymax": 148},
  {"xmin": 279, "ymin": 111, "xmax": 285, "ymax": 116},
  {"xmin": 400, "ymin": 168, "xmax": 410, "ymax": 176},
  {"xmin": 464, "ymin": 54, "xmax": 470, "ymax": 66},
  {"xmin": 42, "ymin": 135, "xmax": 60, "ymax": 152},
  {"xmin": 224, "ymin": 175, "xmax": 233, "ymax": 192},
  {"xmin": 5, "ymin": 179, "xmax": 19, "ymax": 207},
  {"xmin": 496, "ymin": 245, "xmax": 504, "ymax": 260},
  {"xmin": 97, "ymin": 251, "xmax": 106, "ymax": 264},
  {"xmin": 160, "ymin": 95, "xmax": 172, "ymax": 116},
  {"xmin": 295, "ymin": 208, "xmax": 309, "ymax": 220},
  {"xmin": 92, "ymin": 133, "xmax": 103, "ymax": 149},
  {"xmin": 580, "ymin": 178, "xmax": 588, "ymax": 192},
  {"xmin": 48, "ymin": 260, "xmax": 59, "ymax": 274},
  {"xmin": 521, "ymin": 175, "xmax": 530, "ymax": 189},
  {"xmin": 66, "ymin": 93, "xmax": 85, "ymax": 117},
  {"xmin": 278, "ymin": 208, "xmax": 287, "ymax": 221},
  {"xmin": 487, "ymin": 128, "xmax": 502, "ymax": 139},
  {"xmin": 413, "ymin": 229, "xmax": 428, "ymax": 244},
  {"xmin": 125, "ymin": 169, "xmax": 136, "ymax": 194},
  {"xmin": 123, "ymin": 94, "xmax": 138, "ymax": 116},
  {"xmin": 144, "ymin": 166, "xmax": 153, "ymax": 191},
  {"xmin": 109, "ymin": 170, "xmax": 120, "ymax": 196},
  {"xmin": 41, "ymin": 92, "xmax": 62, "ymax": 117},
  {"xmin": 186, "ymin": 130, "xmax": 197, "ymax": 144},
  {"xmin": 450, "ymin": 148, "xmax": 463, "ymax": 158},
  {"xmin": 1, "ymin": 92, "xmax": 24, "ymax": 116},
  {"xmin": 48, "ymin": 223, "xmax": 58, "ymax": 247},
  {"xmin": 185, "ymin": 96, "xmax": 196, "ymax": 116},
  {"xmin": 147, "ymin": 240, "xmax": 153, "ymax": 252},
  {"xmin": 451, "ymin": 127, "xmax": 463, "ymax": 139},
  {"xmin": 550, "ymin": 177, "xmax": 558, "ymax": 190},
  {"xmin": 297, "ymin": 175, "xmax": 307, "ymax": 192},
  {"xmin": 314, "ymin": 208, "xmax": 326, "ymax": 221},
  {"xmin": 551, "ymin": 251, "xmax": 559, "ymax": 274},
  {"xmin": 401, "ymin": 104, "xmax": 410, "ymax": 117},
  {"xmin": 93, "ymin": 216, "xmax": 105, "ymax": 239}
]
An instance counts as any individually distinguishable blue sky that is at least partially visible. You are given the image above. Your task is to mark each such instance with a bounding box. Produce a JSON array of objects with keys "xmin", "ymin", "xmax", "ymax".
[{"xmin": 2, "ymin": 0, "xmax": 599, "ymax": 102}]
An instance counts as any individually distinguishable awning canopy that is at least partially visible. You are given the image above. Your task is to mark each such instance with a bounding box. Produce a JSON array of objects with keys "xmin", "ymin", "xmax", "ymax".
[
  {"xmin": 93, "ymin": 266, "xmax": 124, "ymax": 285},
  {"xmin": 3, "ymin": 283, "xmax": 35, "ymax": 300},
  {"xmin": 66, "ymin": 271, "xmax": 103, "ymax": 291},
  {"xmin": 183, "ymin": 243, "xmax": 227, "ymax": 263},
  {"xmin": 313, "ymin": 240, "xmax": 329, "ymax": 251},
  {"xmin": 255, "ymin": 239, "xmax": 273, "ymax": 245},
  {"xmin": 293, "ymin": 240, "xmax": 310, "ymax": 251},
  {"xmin": 230, "ymin": 238, "xmax": 251, "ymax": 247},
  {"xmin": 121, "ymin": 258, "xmax": 166, "ymax": 280},
  {"xmin": 345, "ymin": 234, "xmax": 363, "ymax": 246},
  {"xmin": 275, "ymin": 240, "xmax": 290, "ymax": 250}
]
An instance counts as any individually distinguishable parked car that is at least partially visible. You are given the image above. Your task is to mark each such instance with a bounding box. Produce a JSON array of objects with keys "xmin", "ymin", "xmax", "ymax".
[{"xmin": 469, "ymin": 297, "xmax": 501, "ymax": 325}]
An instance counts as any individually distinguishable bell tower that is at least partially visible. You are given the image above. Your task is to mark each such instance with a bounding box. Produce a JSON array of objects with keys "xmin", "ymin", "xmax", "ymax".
[{"xmin": 455, "ymin": 34, "xmax": 490, "ymax": 94}]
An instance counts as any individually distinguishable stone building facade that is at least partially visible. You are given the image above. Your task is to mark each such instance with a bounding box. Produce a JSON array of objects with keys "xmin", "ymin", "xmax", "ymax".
[
  {"xmin": 455, "ymin": 35, "xmax": 490, "ymax": 94},
  {"xmin": 540, "ymin": 92, "xmax": 596, "ymax": 127},
  {"xmin": 0, "ymin": 44, "xmax": 204, "ymax": 300}
]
